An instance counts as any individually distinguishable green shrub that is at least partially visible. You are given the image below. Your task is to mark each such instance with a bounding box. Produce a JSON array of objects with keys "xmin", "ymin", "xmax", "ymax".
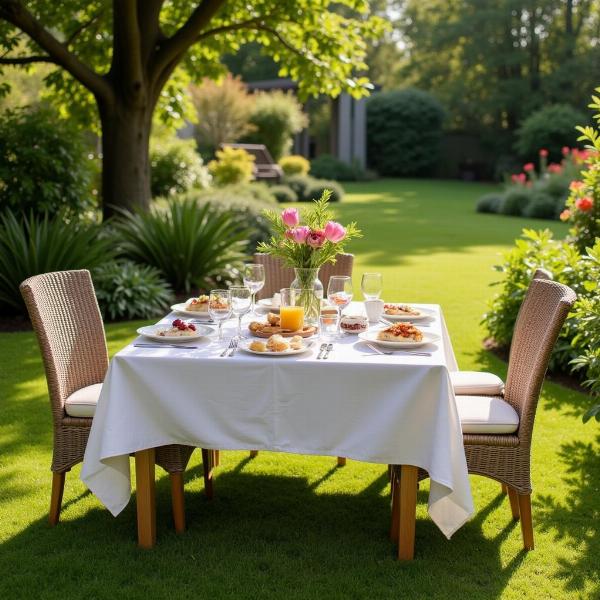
[
  {"xmin": 114, "ymin": 199, "xmax": 249, "ymax": 294},
  {"xmin": 279, "ymin": 155, "xmax": 310, "ymax": 177},
  {"xmin": 515, "ymin": 104, "xmax": 587, "ymax": 161},
  {"xmin": 309, "ymin": 154, "xmax": 357, "ymax": 181},
  {"xmin": 284, "ymin": 175, "xmax": 316, "ymax": 201},
  {"xmin": 0, "ymin": 107, "xmax": 95, "ymax": 218},
  {"xmin": 476, "ymin": 194, "xmax": 504, "ymax": 214},
  {"xmin": 208, "ymin": 146, "xmax": 255, "ymax": 186},
  {"xmin": 366, "ymin": 88, "xmax": 445, "ymax": 176},
  {"xmin": 482, "ymin": 229, "xmax": 589, "ymax": 372},
  {"xmin": 500, "ymin": 188, "xmax": 532, "ymax": 216},
  {"xmin": 150, "ymin": 137, "xmax": 211, "ymax": 198},
  {"xmin": 244, "ymin": 91, "xmax": 308, "ymax": 160},
  {"xmin": 269, "ymin": 185, "xmax": 298, "ymax": 203},
  {"xmin": 190, "ymin": 75, "xmax": 256, "ymax": 157},
  {"xmin": 185, "ymin": 184, "xmax": 275, "ymax": 252},
  {"xmin": 522, "ymin": 193, "xmax": 557, "ymax": 219},
  {"xmin": 304, "ymin": 180, "xmax": 344, "ymax": 203},
  {"xmin": 93, "ymin": 260, "xmax": 173, "ymax": 321},
  {"xmin": 0, "ymin": 211, "xmax": 114, "ymax": 315}
]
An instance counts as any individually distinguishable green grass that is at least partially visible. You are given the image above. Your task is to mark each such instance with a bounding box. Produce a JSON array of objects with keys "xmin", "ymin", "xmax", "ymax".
[{"xmin": 1, "ymin": 178, "xmax": 598, "ymax": 599}]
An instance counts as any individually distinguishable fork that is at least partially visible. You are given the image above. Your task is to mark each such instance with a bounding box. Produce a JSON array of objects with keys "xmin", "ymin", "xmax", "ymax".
[
  {"xmin": 228, "ymin": 337, "xmax": 239, "ymax": 357},
  {"xmin": 316, "ymin": 343, "xmax": 327, "ymax": 359},
  {"xmin": 220, "ymin": 338, "xmax": 235, "ymax": 357},
  {"xmin": 322, "ymin": 343, "xmax": 334, "ymax": 360}
]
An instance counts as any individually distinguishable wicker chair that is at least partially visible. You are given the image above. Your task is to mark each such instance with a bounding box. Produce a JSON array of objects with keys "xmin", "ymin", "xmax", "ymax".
[
  {"xmin": 391, "ymin": 278, "xmax": 576, "ymax": 552},
  {"xmin": 20, "ymin": 270, "xmax": 212, "ymax": 531},
  {"xmin": 253, "ymin": 253, "xmax": 354, "ymax": 300},
  {"xmin": 450, "ymin": 268, "xmax": 553, "ymax": 397}
]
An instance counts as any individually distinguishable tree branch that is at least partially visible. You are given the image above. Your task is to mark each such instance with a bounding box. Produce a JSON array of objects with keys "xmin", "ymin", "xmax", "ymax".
[
  {"xmin": 195, "ymin": 15, "xmax": 272, "ymax": 40},
  {"xmin": 151, "ymin": 0, "xmax": 225, "ymax": 79},
  {"xmin": 0, "ymin": 0, "xmax": 113, "ymax": 102},
  {"xmin": 0, "ymin": 54, "xmax": 56, "ymax": 65},
  {"xmin": 65, "ymin": 8, "xmax": 105, "ymax": 48}
]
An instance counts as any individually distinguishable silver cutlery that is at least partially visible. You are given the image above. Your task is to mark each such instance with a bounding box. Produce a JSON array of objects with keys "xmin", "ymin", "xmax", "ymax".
[
  {"xmin": 316, "ymin": 343, "xmax": 327, "ymax": 359},
  {"xmin": 134, "ymin": 343, "xmax": 199, "ymax": 349},
  {"xmin": 322, "ymin": 343, "xmax": 334, "ymax": 360},
  {"xmin": 364, "ymin": 343, "xmax": 431, "ymax": 357},
  {"xmin": 228, "ymin": 337, "xmax": 239, "ymax": 357},
  {"xmin": 190, "ymin": 319, "xmax": 215, "ymax": 324},
  {"xmin": 220, "ymin": 338, "xmax": 235, "ymax": 357}
]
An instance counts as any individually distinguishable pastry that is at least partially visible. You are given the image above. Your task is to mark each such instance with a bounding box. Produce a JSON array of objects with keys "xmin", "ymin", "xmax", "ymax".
[
  {"xmin": 289, "ymin": 335, "xmax": 304, "ymax": 350},
  {"xmin": 377, "ymin": 322, "xmax": 423, "ymax": 342},
  {"xmin": 185, "ymin": 295, "xmax": 209, "ymax": 311},
  {"xmin": 158, "ymin": 319, "xmax": 197, "ymax": 337},
  {"xmin": 249, "ymin": 340, "xmax": 267, "ymax": 352},
  {"xmin": 267, "ymin": 312, "xmax": 280, "ymax": 326},
  {"xmin": 266, "ymin": 334, "xmax": 290, "ymax": 352},
  {"xmin": 384, "ymin": 303, "xmax": 421, "ymax": 317}
]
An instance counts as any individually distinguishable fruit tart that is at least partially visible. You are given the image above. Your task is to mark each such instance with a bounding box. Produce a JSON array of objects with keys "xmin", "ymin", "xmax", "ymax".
[
  {"xmin": 377, "ymin": 322, "xmax": 423, "ymax": 342},
  {"xmin": 158, "ymin": 319, "xmax": 197, "ymax": 337}
]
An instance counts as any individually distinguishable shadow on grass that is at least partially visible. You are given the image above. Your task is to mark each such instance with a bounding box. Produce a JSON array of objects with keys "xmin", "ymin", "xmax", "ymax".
[
  {"xmin": 0, "ymin": 454, "xmax": 535, "ymax": 600},
  {"xmin": 535, "ymin": 435, "xmax": 600, "ymax": 597}
]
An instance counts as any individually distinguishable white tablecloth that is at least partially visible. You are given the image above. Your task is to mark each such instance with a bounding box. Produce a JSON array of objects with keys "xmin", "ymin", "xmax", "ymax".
[{"xmin": 81, "ymin": 303, "xmax": 473, "ymax": 539}]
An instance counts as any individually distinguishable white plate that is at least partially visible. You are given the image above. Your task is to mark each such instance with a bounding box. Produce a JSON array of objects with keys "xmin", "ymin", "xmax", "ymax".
[
  {"xmin": 240, "ymin": 340, "xmax": 314, "ymax": 356},
  {"xmin": 381, "ymin": 305, "xmax": 434, "ymax": 321},
  {"xmin": 257, "ymin": 298, "xmax": 281, "ymax": 312},
  {"xmin": 170, "ymin": 302, "xmax": 210, "ymax": 318},
  {"xmin": 137, "ymin": 323, "xmax": 213, "ymax": 343},
  {"xmin": 358, "ymin": 330, "xmax": 439, "ymax": 349}
]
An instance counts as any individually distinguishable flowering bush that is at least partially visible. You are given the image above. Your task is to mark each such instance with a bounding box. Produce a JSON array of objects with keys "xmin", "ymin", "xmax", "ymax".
[
  {"xmin": 279, "ymin": 155, "xmax": 310, "ymax": 177},
  {"xmin": 476, "ymin": 146, "xmax": 587, "ymax": 219},
  {"xmin": 258, "ymin": 192, "xmax": 361, "ymax": 269},
  {"xmin": 559, "ymin": 88, "xmax": 600, "ymax": 252}
]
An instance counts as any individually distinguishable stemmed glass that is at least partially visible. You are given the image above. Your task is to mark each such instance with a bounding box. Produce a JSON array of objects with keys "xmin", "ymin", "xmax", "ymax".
[
  {"xmin": 327, "ymin": 276, "xmax": 353, "ymax": 333},
  {"xmin": 208, "ymin": 289, "xmax": 232, "ymax": 342},
  {"xmin": 361, "ymin": 272, "xmax": 383, "ymax": 300},
  {"xmin": 243, "ymin": 263, "xmax": 265, "ymax": 315},
  {"xmin": 230, "ymin": 286, "xmax": 252, "ymax": 337}
]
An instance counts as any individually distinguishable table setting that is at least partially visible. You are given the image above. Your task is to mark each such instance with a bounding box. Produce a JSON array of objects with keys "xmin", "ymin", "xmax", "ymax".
[{"xmin": 80, "ymin": 196, "xmax": 473, "ymax": 558}]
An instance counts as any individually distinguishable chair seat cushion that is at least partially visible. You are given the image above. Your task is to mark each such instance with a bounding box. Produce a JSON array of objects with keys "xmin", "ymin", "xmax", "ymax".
[
  {"xmin": 64, "ymin": 383, "xmax": 101, "ymax": 418},
  {"xmin": 450, "ymin": 371, "xmax": 505, "ymax": 396},
  {"xmin": 456, "ymin": 395, "xmax": 519, "ymax": 434}
]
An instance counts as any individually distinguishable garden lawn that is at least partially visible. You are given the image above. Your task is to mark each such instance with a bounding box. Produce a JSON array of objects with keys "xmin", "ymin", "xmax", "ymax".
[{"xmin": 1, "ymin": 179, "xmax": 598, "ymax": 599}]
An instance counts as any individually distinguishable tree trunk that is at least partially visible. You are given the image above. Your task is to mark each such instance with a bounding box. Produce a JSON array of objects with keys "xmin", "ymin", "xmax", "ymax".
[{"xmin": 99, "ymin": 100, "xmax": 152, "ymax": 220}]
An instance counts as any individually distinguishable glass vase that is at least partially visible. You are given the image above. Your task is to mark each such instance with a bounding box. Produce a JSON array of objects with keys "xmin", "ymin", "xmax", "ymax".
[{"xmin": 290, "ymin": 267, "xmax": 323, "ymax": 326}]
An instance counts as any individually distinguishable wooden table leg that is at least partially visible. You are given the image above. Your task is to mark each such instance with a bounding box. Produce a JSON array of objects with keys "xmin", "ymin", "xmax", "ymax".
[
  {"xmin": 398, "ymin": 464, "xmax": 418, "ymax": 560},
  {"xmin": 135, "ymin": 448, "xmax": 156, "ymax": 549}
]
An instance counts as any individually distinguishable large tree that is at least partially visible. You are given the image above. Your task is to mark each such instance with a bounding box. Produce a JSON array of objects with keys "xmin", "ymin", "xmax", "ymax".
[{"xmin": 0, "ymin": 1, "xmax": 385, "ymax": 217}]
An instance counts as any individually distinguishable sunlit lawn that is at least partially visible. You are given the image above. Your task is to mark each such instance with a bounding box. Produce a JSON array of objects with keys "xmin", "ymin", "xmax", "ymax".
[{"xmin": 0, "ymin": 179, "xmax": 597, "ymax": 599}]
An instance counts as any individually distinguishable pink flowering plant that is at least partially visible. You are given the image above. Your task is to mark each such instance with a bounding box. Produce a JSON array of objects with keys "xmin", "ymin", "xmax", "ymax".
[
  {"xmin": 561, "ymin": 88, "xmax": 600, "ymax": 251},
  {"xmin": 257, "ymin": 190, "xmax": 361, "ymax": 269}
]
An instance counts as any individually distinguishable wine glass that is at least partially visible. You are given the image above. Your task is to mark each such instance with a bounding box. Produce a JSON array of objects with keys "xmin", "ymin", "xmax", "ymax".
[
  {"xmin": 243, "ymin": 263, "xmax": 265, "ymax": 314},
  {"xmin": 208, "ymin": 289, "xmax": 232, "ymax": 342},
  {"xmin": 230, "ymin": 286, "xmax": 252, "ymax": 337},
  {"xmin": 327, "ymin": 276, "xmax": 353, "ymax": 333},
  {"xmin": 361, "ymin": 272, "xmax": 383, "ymax": 300}
]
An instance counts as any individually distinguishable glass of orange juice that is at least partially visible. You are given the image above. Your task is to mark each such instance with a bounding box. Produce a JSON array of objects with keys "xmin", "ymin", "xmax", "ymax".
[{"xmin": 280, "ymin": 288, "xmax": 305, "ymax": 332}]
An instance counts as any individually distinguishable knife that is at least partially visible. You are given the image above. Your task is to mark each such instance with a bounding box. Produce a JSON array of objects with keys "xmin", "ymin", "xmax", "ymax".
[
  {"xmin": 316, "ymin": 343, "xmax": 327, "ymax": 359},
  {"xmin": 322, "ymin": 343, "xmax": 334, "ymax": 359}
]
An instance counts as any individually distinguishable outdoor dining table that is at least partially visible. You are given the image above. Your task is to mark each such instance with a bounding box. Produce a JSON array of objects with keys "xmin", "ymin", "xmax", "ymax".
[{"xmin": 81, "ymin": 302, "xmax": 474, "ymax": 559}]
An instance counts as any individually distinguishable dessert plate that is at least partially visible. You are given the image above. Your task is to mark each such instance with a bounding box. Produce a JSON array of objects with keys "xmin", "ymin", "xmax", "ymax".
[
  {"xmin": 257, "ymin": 298, "xmax": 281, "ymax": 312},
  {"xmin": 358, "ymin": 330, "xmax": 440, "ymax": 349},
  {"xmin": 170, "ymin": 302, "xmax": 210, "ymax": 318},
  {"xmin": 381, "ymin": 305, "xmax": 435, "ymax": 321},
  {"xmin": 240, "ymin": 340, "xmax": 314, "ymax": 356},
  {"xmin": 136, "ymin": 324, "xmax": 213, "ymax": 343}
]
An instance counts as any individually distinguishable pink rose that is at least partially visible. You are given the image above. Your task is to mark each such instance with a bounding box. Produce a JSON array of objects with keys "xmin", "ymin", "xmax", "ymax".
[
  {"xmin": 569, "ymin": 180, "xmax": 585, "ymax": 192},
  {"xmin": 547, "ymin": 163, "xmax": 563, "ymax": 174},
  {"xmin": 523, "ymin": 163, "xmax": 535, "ymax": 172},
  {"xmin": 281, "ymin": 208, "xmax": 299, "ymax": 228},
  {"xmin": 562, "ymin": 146, "xmax": 570, "ymax": 156},
  {"xmin": 539, "ymin": 149, "xmax": 548, "ymax": 157},
  {"xmin": 290, "ymin": 226, "xmax": 310, "ymax": 244},
  {"xmin": 575, "ymin": 196, "xmax": 594, "ymax": 212},
  {"xmin": 324, "ymin": 221, "xmax": 346, "ymax": 243},
  {"xmin": 559, "ymin": 209, "xmax": 571, "ymax": 222},
  {"xmin": 306, "ymin": 229, "xmax": 326, "ymax": 248}
]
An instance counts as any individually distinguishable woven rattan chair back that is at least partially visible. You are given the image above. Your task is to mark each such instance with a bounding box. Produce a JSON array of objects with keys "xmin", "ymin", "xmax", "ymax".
[
  {"xmin": 504, "ymin": 279, "xmax": 576, "ymax": 444},
  {"xmin": 20, "ymin": 270, "xmax": 108, "ymax": 425},
  {"xmin": 253, "ymin": 253, "xmax": 354, "ymax": 299}
]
